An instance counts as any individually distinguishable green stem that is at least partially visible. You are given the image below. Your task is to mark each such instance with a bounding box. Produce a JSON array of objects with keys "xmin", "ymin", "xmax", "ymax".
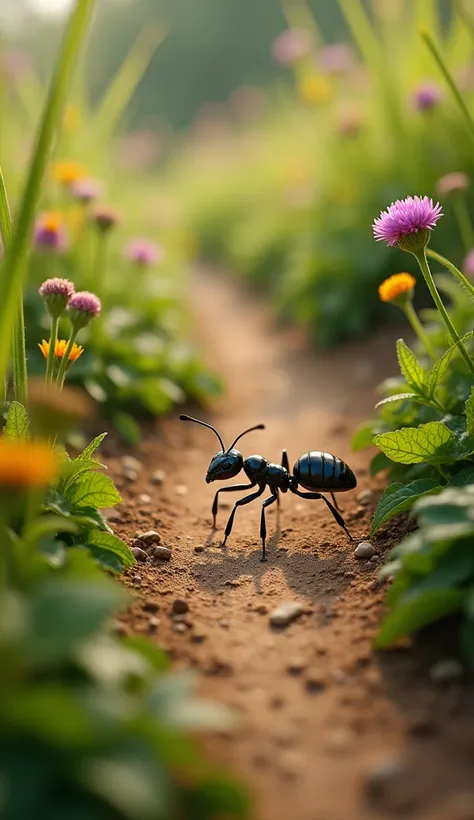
[
  {"xmin": 403, "ymin": 301, "xmax": 437, "ymax": 360},
  {"xmin": 420, "ymin": 26, "xmax": 474, "ymax": 147},
  {"xmin": 426, "ymin": 247, "xmax": 474, "ymax": 302},
  {"xmin": 414, "ymin": 249, "xmax": 474, "ymax": 375},
  {"xmin": 452, "ymin": 195, "xmax": 474, "ymax": 253},
  {"xmin": 56, "ymin": 330, "xmax": 78, "ymax": 389},
  {"xmin": 45, "ymin": 317, "xmax": 59, "ymax": 383}
]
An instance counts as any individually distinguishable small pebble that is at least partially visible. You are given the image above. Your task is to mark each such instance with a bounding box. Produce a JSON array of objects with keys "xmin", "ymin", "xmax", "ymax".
[
  {"xmin": 131, "ymin": 547, "xmax": 148, "ymax": 563},
  {"xmin": 148, "ymin": 616, "xmax": 159, "ymax": 631},
  {"xmin": 354, "ymin": 541, "xmax": 376, "ymax": 560},
  {"xmin": 363, "ymin": 754, "xmax": 415, "ymax": 811},
  {"xmin": 224, "ymin": 579, "xmax": 240, "ymax": 587},
  {"xmin": 254, "ymin": 604, "xmax": 269, "ymax": 615},
  {"xmin": 173, "ymin": 622, "xmax": 188, "ymax": 633},
  {"xmin": 429, "ymin": 659, "xmax": 464, "ymax": 685},
  {"xmin": 175, "ymin": 484, "xmax": 188, "ymax": 496},
  {"xmin": 305, "ymin": 668, "xmax": 327, "ymax": 693},
  {"xmin": 143, "ymin": 600, "xmax": 159, "ymax": 613},
  {"xmin": 154, "ymin": 546, "xmax": 172, "ymax": 562},
  {"xmin": 136, "ymin": 530, "xmax": 161, "ymax": 546},
  {"xmin": 122, "ymin": 455, "xmax": 142, "ymax": 473},
  {"xmin": 172, "ymin": 598, "xmax": 189, "ymax": 615},
  {"xmin": 138, "ymin": 493, "xmax": 151, "ymax": 505},
  {"xmin": 356, "ymin": 489, "xmax": 373, "ymax": 506},
  {"xmin": 286, "ymin": 658, "xmax": 306, "ymax": 676},
  {"xmin": 190, "ymin": 632, "xmax": 207, "ymax": 643},
  {"xmin": 123, "ymin": 469, "xmax": 138, "ymax": 483},
  {"xmin": 150, "ymin": 469, "xmax": 166, "ymax": 485},
  {"xmin": 270, "ymin": 602, "xmax": 304, "ymax": 628},
  {"xmin": 132, "ymin": 574, "xmax": 142, "ymax": 587},
  {"xmin": 194, "ymin": 545, "xmax": 204, "ymax": 553}
]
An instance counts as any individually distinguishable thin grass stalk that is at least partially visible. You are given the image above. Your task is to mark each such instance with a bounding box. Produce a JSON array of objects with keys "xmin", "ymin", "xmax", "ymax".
[
  {"xmin": 426, "ymin": 248, "xmax": 474, "ymax": 303},
  {"xmin": 0, "ymin": 0, "xmax": 96, "ymax": 392}
]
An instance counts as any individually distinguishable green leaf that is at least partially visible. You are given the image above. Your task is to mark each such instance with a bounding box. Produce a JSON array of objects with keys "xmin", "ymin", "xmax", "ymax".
[
  {"xmin": 84, "ymin": 529, "xmax": 135, "ymax": 572},
  {"xmin": 67, "ymin": 471, "xmax": 122, "ymax": 510},
  {"xmin": 373, "ymin": 422, "xmax": 454, "ymax": 464},
  {"xmin": 78, "ymin": 433, "xmax": 107, "ymax": 462},
  {"xmin": 376, "ymin": 588, "xmax": 466, "ymax": 647},
  {"xmin": 451, "ymin": 466, "xmax": 474, "ymax": 486},
  {"xmin": 3, "ymin": 401, "xmax": 30, "ymax": 440},
  {"xmin": 370, "ymin": 451, "xmax": 392, "ymax": 477},
  {"xmin": 396, "ymin": 339, "xmax": 426, "ymax": 393},
  {"xmin": 371, "ymin": 479, "xmax": 441, "ymax": 533},
  {"xmin": 114, "ymin": 412, "xmax": 141, "ymax": 446},
  {"xmin": 465, "ymin": 386, "xmax": 474, "ymax": 438},
  {"xmin": 352, "ymin": 422, "xmax": 377, "ymax": 451},
  {"xmin": 375, "ymin": 393, "xmax": 420, "ymax": 409},
  {"xmin": 427, "ymin": 347, "xmax": 455, "ymax": 397}
]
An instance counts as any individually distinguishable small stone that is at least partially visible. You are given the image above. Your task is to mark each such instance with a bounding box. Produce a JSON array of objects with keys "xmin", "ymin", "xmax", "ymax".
[
  {"xmin": 354, "ymin": 541, "xmax": 376, "ymax": 560},
  {"xmin": 132, "ymin": 574, "xmax": 142, "ymax": 587},
  {"xmin": 138, "ymin": 493, "xmax": 151, "ymax": 505},
  {"xmin": 190, "ymin": 632, "xmax": 207, "ymax": 643},
  {"xmin": 122, "ymin": 455, "xmax": 142, "ymax": 473},
  {"xmin": 286, "ymin": 658, "xmax": 306, "ymax": 676},
  {"xmin": 224, "ymin": 579, "xmax": 240, "ymax": 587},
  {"xmin": 154, "ymin": 546, "xmax": 172, "ymax": 562},
  {"xmin": 194, "ymin": 545, "xmax": 204, "ymax": 553},
  {"xmin": 150, "ymin": 469, "xmax": 165, "ymax": 485},
  {"xmin": 136, "ymin": 530, "xmax": 161, "ymax": 546},
  {"xmin": 174, "ymin": 622, "xmax": 188, "ymax": 633},
  {"xmin": 131, "ymin": 546, "xmax": 148, "ymax": 563},
  {"xmin": 356, "ymin": 489, "xmax": 373, "ymax": 506},
  {"xmin": 429, "ymin": 658, "xmax": 464, "ymax": 685},
  {"xmin": 254, "ymin": 604, "xmax": 268, "ymax": 615},
  {"xmin": 143, "ymin": 600, "xmax": 159, "ymax": 613},
  {"xmin": 175, "ymin": 484, "xmax": 188, "ymax": 496},
  {"xmin": 219, "ymin": 619, "xmax": 230, "ymax": 629},
  {"xmin": 363, "ymin": 754, "xmax": 415, "ymax": 811},
  {"xmin": 148, "ymin": 616, "xmax": 159, "ymax": 631},
  {"xmin": 269, "ymin": 602, "xmax": 304, "ymax": 628},
  {"xmin": 172, "ymin": 598, "xmax": 189, "ymax": 615},
  {"xmin": 305, "ymin": 668, "xmax": 327, "ymax": 693},
  {"xmin": 103, "ymin": 507, "xmax": 122, "ymax": 523},
  {"xmin": 123, "ymin": 469, "xmax": 138, "ymax": 483}
]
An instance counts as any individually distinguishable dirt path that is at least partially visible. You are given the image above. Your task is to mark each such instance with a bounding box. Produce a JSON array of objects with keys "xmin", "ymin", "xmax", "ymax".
[{"xmin": 112, "ymin": 270, "xmax": 474, "ymax": 820}]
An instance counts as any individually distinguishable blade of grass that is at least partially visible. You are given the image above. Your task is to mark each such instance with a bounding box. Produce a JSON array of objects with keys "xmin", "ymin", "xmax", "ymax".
[
  {"xmin": 420, "ymin": 25, "xmax": 474, "ymax": 146},
  {"xmin": 0, "ymin": 0, "xmax": 96, "ymax": 392},
  {"xmin": 0, "ymin": 168, "xmax": 27, "ymax": 404},
  {"xmin": 91, "ymin": 25, "xmax": 167, "ymax": 141}
]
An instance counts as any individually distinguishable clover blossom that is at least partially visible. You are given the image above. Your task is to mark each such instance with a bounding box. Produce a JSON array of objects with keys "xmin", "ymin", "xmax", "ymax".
[
  {"xmin": 92, "ymin": 205, "xmax": 120, "ymax": 233},
  {"xmin": 436, "ymin": 172, "xmax": 469, "ymax": 197},
  {"xmin": 271, "ymin": 29, "xmax": 312, "ymax": 66},
  {"xmin": 373, "ymin": 196, "xmax": 442, "ymax": 252},
  {"xmin": 125, "ymin": 238, "xmax": 164, "ymax": 267},
  {"xmin": 412, "ymin": 82, "xmax": 442, "ymax": 111},
  {"xmin": 463, "ymin": 249, "xmax": 474, "ymax": 278},
  {"xmin": 39, "ymin": 277, "xmax": 75, "ymax": 318},
  {"xmin": 68, "ymin": 291, "xmax": 101, "ymax": 330},
  {"xmin": 72, "ymin": 177, "xmax": 103, "ymax": 204},
  {"xmin": 34, "ymin": 212, "xmax": 68, "ymax": 252}
]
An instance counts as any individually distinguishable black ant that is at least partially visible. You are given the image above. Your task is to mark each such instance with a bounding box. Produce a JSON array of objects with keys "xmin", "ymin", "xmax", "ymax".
[{"xmin": 180, "ymin": 415, "xmax": 357, "ymax": 561}]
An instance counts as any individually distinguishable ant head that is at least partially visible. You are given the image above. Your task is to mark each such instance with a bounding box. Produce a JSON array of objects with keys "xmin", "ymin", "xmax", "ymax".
[
  {"xmin": 206, "ymin": 449, "xmax": 243, "ymax": 483},
  {"xmin": 179, "ymin": 415, "xmax": 265, "ymax": 484}
]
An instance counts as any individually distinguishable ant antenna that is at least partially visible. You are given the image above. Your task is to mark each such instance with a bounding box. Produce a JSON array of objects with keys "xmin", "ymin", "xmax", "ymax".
[
  {"xmin": 227, "ymin": 424, "xmax": 265, "ymax": 452},
  {"xmin": 179, "ymin": 414, "xmax": 225, "ymax": 452}
]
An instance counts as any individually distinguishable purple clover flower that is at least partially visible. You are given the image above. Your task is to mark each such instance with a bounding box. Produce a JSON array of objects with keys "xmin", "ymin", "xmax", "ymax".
[
  {"xmin": 271, "ymin": 29, "xmax": 312, "ymax": 66},
  {"xmin": 373, "ymin": 196, "xmax": 443, "ymax": 251},
  {"xmin": 412, "ymin": 82, "xmax": 442, "ymax": 111},
  {"xmin": 125, "ymin": 238, "xmax": 164, "ymax": 267},
  {"xmin": 463, "ymin": 249, "xmax": 474, "ymax": 278},
  {"xmin": 319, "ymin": 43, "xmax": 353, "ymax": 74},
  {"xmin": 91, "ymin": 205, "xmax": 120, "ymax": 233},
  {"xmin": 34, "ymin": 214, "xmax": 68, "ymax": 253},
  {"xmin": 39, "ymin": 277, "xmax": 75, "ymax": 318},
  {"xmin": 71, "ymin": 177, "xmax": 103, "ymax": 204},
  {"xmin": 68, "ymin": 291, "xmax": 101, "ymax": 330},
  {"xmin": 436, "ymin": 172, "xmax": 470, "ymax": 197}
]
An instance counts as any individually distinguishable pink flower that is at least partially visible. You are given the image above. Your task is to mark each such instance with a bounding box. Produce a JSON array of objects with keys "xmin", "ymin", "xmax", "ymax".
[
  {"xmin": 319, "ymin": 43, "xmax": 353, "ymax": 74},
  {"xmin": 271, "ymin": 29, "xmax": 312, "ymax": 65},
  {"xmin": 91, "ymin": 206, "xmax": 120, "ymax": 232},
  {"xmin": 72, "ymin": 177, "xmax": 104, "ymax": 204},
  {"xmin": 68, "ymin": 291, "xmax": 101, "ymax": 329},
  {"xmin": 39, "ymin": 278, "xmax": 75, "ymax": 318},
  {"xmin": 463, "ymin": 249, "xmax": 474, "ymax": 278},
  {"xmin": 436, "ymin": 172, "xmax": 470, "ymax": 197},
  {"xmin": 373, "ymin": 196, "xmax": 443, "ymax": 251},
  {"xmin": 412, "ymin": 82, "xmax": 442, "ymax": 111},
  {"xmin": 125, "ymin": 239, "xmax": 164, "ymax": 267}
]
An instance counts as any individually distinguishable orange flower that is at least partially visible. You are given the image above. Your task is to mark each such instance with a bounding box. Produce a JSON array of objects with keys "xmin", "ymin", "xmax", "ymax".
[
  {"xmin": 53, "ymin": 160, "xmax": 86, "ymax": 185},
  {"xmin": 0, "ymin": 439, "xmax": 58, "ymax": 489},
  {"xmin": 41, "ymin": 212, "xmax": 64, "ymax": 233},
  {"xmin": 378, "ymin": 273, "xmax": 416, "ymax": 303},
  {"xmin": 38, "ymin": 339, "xmax": 84, "ymax": 362}
]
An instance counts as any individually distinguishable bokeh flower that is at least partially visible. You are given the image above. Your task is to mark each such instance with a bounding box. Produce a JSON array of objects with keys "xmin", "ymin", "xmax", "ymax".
[
  {"xmin": 436, "ymin": 172, "xmax": 470, "ymax": 197},
  {"xmin": 92, "ymin": 205, "xmax": 120, "ymax": 233},
  {"xmin": 53, "ymin": 160, "xmax": 86, "ymax": 186},
  {"xmin": 38, "ymin": 338, "xmax": 84, "ymax": 363},
  {"xmin": 68, "ymin": 291, "xmax": 101, "ymax": 330},
  {"xmin": 412, "ymin": 82, "xmax": 442, "ymax": 111},
  {"xmin": 373, "ymin": 196, "xmax": 443, "ymax": 252},
  {"xmin": 463, "ymin": 249, "xmax": 474, "ymax": 277},
  {"xmin": 319, "ymin": 43, "xmax": 353, "ymax": 74},
  {"xmin": 125, "ymin": 238, "xmax": 165, "ymax": 267},
  {"xmin": 0, "ymin": 439, "xmax": 58, "ymax": 489},
  {"xmin": 71, "ymin": 177, "xmax": 104, "ymax": 204},
  {"xmin": 271, "ymin": 29, "xmax": 312, "ymax": 65},
  {"xmin": 39, "ymin": 277, "xmax": 75, "ymax": 318},
  {"xmin": 298, "ymin": 74, "xmax": 331, "ymax": 105},
  {"xmin": 378, "ymin": 273, "xmax": 416, "ymax": 304},
  {"xmin": 34, "ymin": 212, "xmax": 68, "ymax": 252}
]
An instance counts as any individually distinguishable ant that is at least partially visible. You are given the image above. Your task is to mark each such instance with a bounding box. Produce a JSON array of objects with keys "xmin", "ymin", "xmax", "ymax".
[{"xmin": 180, "ymin": 415, "xmax": 357, "ymax": 561}]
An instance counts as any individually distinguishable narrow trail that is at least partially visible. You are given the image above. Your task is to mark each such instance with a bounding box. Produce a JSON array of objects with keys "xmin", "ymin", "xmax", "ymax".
[{"xmin": 113, "ymin": 270, "xmax": 474, "ymax": 820}]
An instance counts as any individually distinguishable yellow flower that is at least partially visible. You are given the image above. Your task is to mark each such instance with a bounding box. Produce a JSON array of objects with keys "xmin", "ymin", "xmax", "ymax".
[
  {"xmin": 53, "ymin": 160, "xmax": 86, "ymax": 186},
  {"xmin": 38, "ymin": 339, "xmax": 84, "ymax": 362},
  {"xmin": 298, "ymin": 74, "xmax": 331, "ymax": 105},
  {"xmin": 0, "ymin": 439, "xmax": 58, "ymax": 489},
  {"xmin": 378, "ymin": 273, "xmax": 416, "ymax": 303},
  {"xmin": 62, "ymin": 104, "xmax": 81, "ymax": 134},
  {"xmin": 41, "ymin": 212, "xmax": 64, "ymax": 233}
]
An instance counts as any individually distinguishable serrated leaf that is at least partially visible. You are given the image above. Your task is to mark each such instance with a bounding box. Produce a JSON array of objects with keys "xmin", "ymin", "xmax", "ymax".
[
  {"xmin": 78, "ymin": 433, "xmax": 107, "ymax": 462},
  {"xmin": 396, "ymin": 339, "xmax": 426, "ymax": 393},
  {"xmin": 376, "ymin": 588, "xmax": 466, "ymax": 647},
  {"xmin": 3, "ymin": 401, "xmax": 30, "ymax": 440},
  {"xmin": 375, "ymin": 393, "xmax": 420, "ymax": 409},
  {"xmin": 451, "ymin": 466, "xmax": 474, "ymax": 486},
  {"xmin": 373, "ymin": 422, "xmax": 454, "ymax": 464},
  {"xmin": 66, "ymin": 472, "xmax": 122, "ymax": 510},
  {"xmin": 85, "ymin": 529, "xmax": 135, "ymax": 571},
  {"xmin": 427, "ymin": 348, "xmax": 455, "ymax": 397},
  {"xmin": 371, "ymin": 479, "xmax": 441, "ymax": 533},
  {"xmin": 465, "ymin": 386, "xmax": 474, "ymax": 438}
]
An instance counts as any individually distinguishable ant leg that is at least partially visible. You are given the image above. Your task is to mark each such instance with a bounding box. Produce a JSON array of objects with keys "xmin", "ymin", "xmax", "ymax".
[
  {"xmin": 222, "ymin": 484, "xmax": 266, "ymax": 547},
  {"xmin": 281, "ymin": 450, "xmax": 290, "ymax": 472},
  {"xmin": 260, "ymin": 489, "xmax": 279, "ymax": 562},
  {"xmin": 211, "ymin": 482, "xmax": 256, "ymax": 528},
  {"xmin": 330, "ymin": 492, "xmax": 341, "ymax": 512},
  {"xmin": 291, "ymin": 488, "xmax": 354, "ymax": 541}
]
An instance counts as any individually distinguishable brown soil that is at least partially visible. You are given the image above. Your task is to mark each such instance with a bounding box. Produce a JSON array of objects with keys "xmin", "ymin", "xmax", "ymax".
[{"xmin": 109, "ymin": 270, "xmax": 474, "ymax": 820}]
